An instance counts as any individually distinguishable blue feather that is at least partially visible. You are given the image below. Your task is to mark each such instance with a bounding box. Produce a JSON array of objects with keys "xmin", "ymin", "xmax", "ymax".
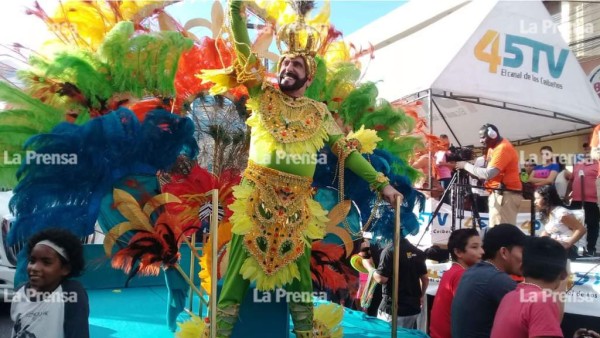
[
  {"xmin": 313, "ymin": 147, "xmax": 424, "ymax": 245},
  {"xmin": 8, "ymin": 108, "xmax": 198, "ymax": 246}
]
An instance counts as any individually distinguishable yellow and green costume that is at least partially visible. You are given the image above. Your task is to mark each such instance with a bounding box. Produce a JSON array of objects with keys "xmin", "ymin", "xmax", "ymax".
[{"xmin": 211, "ymin": 2, "xmax": 390, "ymax": 337}]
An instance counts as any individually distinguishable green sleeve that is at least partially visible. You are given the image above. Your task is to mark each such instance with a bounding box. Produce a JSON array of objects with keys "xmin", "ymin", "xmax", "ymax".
[
  {"xmin": 230, "ymin": 0, "xmax": 261, "ymax": 96},
  {"xmin": 328, "ymin": 134, "xmax": 389, "ymax": 191}
]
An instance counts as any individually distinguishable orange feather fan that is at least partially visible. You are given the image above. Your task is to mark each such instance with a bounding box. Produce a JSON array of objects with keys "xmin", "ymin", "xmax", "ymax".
[
  {"xmin": 111, "ymin": 212, "xmax": 190, "ymax": 286},
  {"xmin": 174, "ymin": 37, "xmax": 248, "ymax": 107},
  {"xmin": 161, "ymin": 164, "xmax": 241, "ymax": 229}
]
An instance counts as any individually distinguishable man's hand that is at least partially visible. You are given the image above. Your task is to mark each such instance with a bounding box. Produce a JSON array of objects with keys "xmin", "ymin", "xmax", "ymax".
[
  {"xmin": 381, "ymin": 185, "xmax": 403, "ymax": 207},
  {"xmin": 455, "ymin": 161, "xmax": 467, "ymax": 170}
]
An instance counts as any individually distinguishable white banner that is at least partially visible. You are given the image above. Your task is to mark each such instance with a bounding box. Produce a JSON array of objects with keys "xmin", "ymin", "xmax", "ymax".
[
  {"xmin": 426, "ymin": 262, "xmax": 600, "ymax": 317},
  {"xmin": 410, "ymin": 199, "xmax": 587, "ymax": 248},
  {"xmin": 411, "ymin": 199, "xmax": 543, "ymax": 247}
]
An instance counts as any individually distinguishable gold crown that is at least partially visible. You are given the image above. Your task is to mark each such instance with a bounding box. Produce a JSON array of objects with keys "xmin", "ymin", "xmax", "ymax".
[{"xmin": 276, "ymin": 17, "xmax": 322, "ymax": 57}]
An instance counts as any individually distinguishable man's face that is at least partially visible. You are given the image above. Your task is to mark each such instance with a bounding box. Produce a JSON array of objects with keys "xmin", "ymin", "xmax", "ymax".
[
  {"xmin": 278, "ymin": 56, "xmax": 309, "ymax": 93},
  {"xmin": 440, "ymin": 136, "xmax": 449, "ymax": 148},
  {"xmin": 478, "ymin": 129, "xmax": 490, "ymax": 147},
  {"xmin": 503, "ymin": 245, "xmax": 524, "ymax": 276}
]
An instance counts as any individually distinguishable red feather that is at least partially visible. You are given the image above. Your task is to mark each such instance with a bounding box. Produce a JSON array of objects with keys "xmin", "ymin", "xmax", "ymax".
[
  {"xmin": 310, "ymin": 241, "xmax": 358, "ymax": 294},
  {"xmin": 111, "ymin": 215, "xmax": 185, "ymax": 280},
  {"xmin": 162, "ymin": 164, "xmax": 241, "ymax": 229}
]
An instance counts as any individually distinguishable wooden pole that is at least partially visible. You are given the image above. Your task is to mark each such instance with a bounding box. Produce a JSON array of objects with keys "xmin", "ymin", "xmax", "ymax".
[
  {"xmin": 210, "ymin": 189, "xmax": 219, "ymax": 338},
  {"xmin": 391, "ymin": 195, "xmax": 403, "ymax": 338}
]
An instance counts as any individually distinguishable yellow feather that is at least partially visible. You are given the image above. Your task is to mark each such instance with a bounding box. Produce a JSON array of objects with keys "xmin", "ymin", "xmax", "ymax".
[
  {"xmin": 307, "ymin": 0, "xmax": 331, "ymax": 26},
  {"xmin": 176, "ymin": 313, "xmax": 208, "ymax": 338},
  {"xmin": 142, "ymin": 193, "xmax": 182, "ymax": 217},
  {"xmin": 113, "ymin": 188, "xmax": 154, "ymax": 232},
  {"xmin": 103, "ymin": 221, "xmax": 152, "ymax": 256},
  {"xmin": 129, "ymin": 2, "xmax": 175, "ymax": 22},
  {"xmin": 347, "ymin": 125, "xmax": 382, "ymax": 154},
  {"xmin": 324, "ymin": 41, "xmax": 351, "ymax": 64},
  {"xmin": 198, "ymin": 221, "xmax": 232, "ymax": 296},
  {"xmin": 197, "ymin": 67, "xmax": 238, "ymax": 95},
  {"xmin": 314, "ymin": 303, "xmax": 344, "ymax": 338},
  {"xmin": 325, "ymin": 200, "xmax": 351, "ymax": 227}
]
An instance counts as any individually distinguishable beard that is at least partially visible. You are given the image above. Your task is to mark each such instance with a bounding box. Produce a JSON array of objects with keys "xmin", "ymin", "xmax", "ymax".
[{"xmin": 278, "ymin": 72, "xmax": 309, "ymax": 92}]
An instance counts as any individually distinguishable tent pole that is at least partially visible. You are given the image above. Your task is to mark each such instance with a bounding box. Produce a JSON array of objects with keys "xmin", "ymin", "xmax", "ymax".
[{"xmin": 427, "ymin": 89, "xmax": 433, "ymax": 190}]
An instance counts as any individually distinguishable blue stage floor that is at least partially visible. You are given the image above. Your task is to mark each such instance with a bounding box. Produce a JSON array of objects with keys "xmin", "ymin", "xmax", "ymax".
[{"xmin": 88, "ymin": 286, "xmax": 429, "ymax": 338}]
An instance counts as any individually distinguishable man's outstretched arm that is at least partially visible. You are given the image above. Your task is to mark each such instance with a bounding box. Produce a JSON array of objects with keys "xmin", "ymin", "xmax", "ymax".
[
  {"xmin": 458, "ymin": 161, "xmax": 500, "ymax": 180},
  {"xmin": 230, "ymin": 0, "xmax": 263, "ymax": 93}
]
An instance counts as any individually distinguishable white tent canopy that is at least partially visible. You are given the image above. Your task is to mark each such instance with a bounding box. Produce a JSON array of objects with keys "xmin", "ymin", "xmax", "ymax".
[{"xmin": 349, "ymin": 0, "xmax": 600, "ymax": 147}]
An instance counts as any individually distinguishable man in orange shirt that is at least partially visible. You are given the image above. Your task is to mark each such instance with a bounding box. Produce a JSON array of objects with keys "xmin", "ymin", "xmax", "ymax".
[{"xmin": 456, "ymin": 124, "xmax": 522, "ymax": 227}]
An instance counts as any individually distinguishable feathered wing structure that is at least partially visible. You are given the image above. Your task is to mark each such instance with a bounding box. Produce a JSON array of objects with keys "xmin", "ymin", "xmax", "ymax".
[
  {"xmin": 0, "ymin": 15, "xmax": 196, "ymax": 190},
  {"xmin": 161, "ymin": 164, "xmax": 242, "ymax": 295},
  {"xmin": 8, "ymin": 107, "xmax": 197, "ymax": 284},
  {"xmin": 30, "ymin": 52, "xmax": 114, "ymax": 111},
  {"xmin": 1, "ymin": 0, "xmax": 429, "ymax": 331},
  {"xmin": 25, "ymin": 0, "xmax": 175, "ymax": 51},
  {"xmin": 174, "ymin": 38, "xmax": 248, "ymax": 108},
  {"xmin": 313, "ymin": 147, "xmax": 425, "ymax": 240},
  {"xmin": 0, "ymin": 82, "xmax": 65, "ymax": 189},
  {"xmin": 1, "ymin": 5, "xmax": 194, "ymax": 129},
  {"xmin": 162, "ymin": 164, "xmax": 241, "ymax": 228},
  {"xmin": 310, "ymin": 240, "xmax": 358, "ymax": 299},
  {"xmin": 337, "ymin": 82, "xmax": 422, "ymax": 181},
  {"xmin": 106, "ymin": 188, "xmax": 188, "ymax": 286},
  {"xmin": 98, "ymin": 21, "xmax": 193, "ymax": 99}
]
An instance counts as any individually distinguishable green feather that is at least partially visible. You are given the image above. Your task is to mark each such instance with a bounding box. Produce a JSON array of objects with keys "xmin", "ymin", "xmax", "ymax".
[
  {"xmin": 44, "ymin": 53, "xmax": 114, "ymax": 109},
  {"xmin": 99, "ymin": 21, "xmax": 193, "ymax": 98},
  {"xmin": 304, "ymin": 56, "xmax": 327, "ymax": 101},
  {"xmin": 324, "ymin": 62, "xmax": 361, "ymax": 109},
  {"xmin": 0, "ymin": 81, "xmax": 64, "ymax": 189}
]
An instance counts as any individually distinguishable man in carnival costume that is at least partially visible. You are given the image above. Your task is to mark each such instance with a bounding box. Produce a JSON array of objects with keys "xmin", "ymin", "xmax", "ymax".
[{"xmin": 198, "ymin": 1, "xmax": 404, "ymax": 337}]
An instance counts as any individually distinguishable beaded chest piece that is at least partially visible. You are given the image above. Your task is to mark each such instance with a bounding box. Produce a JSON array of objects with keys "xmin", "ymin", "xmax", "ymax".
[{"xmin": 258, "ymin": 83, "xmax": 329, "ymax": 144}]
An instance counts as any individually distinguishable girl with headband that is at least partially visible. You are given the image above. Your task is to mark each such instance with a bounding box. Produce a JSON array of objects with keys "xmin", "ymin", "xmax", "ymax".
[{"xmin": 11, "ymin": 228, "xmax": 89, "ymax": 338}]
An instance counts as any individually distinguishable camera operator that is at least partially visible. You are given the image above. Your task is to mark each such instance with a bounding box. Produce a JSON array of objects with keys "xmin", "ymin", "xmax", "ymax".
[{"xmin": 456, "ymin": 124, "xmax": 522, "ymax": 228}]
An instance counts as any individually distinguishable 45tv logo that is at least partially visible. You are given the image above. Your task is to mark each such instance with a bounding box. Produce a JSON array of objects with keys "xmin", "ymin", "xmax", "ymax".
[{"xmin": 474, "ymin": 29, "xmax": 569, "ymax": 79}]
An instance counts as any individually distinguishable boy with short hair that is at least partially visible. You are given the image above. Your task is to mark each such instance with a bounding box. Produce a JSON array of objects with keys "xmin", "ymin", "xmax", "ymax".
[
  {"xmin": 429, "ymin": 229, "xmax": 484, "ymax": 338},
  {"xmin": 491, "ymin": 236, "xmax": 568, "ymax": 338}
]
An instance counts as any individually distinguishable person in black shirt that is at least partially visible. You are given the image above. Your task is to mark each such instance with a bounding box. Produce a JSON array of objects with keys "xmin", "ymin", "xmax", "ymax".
[
  {"xmin": 363, "ymin": 237, "xmax": 428, "ymax": 329},
  {"xmin": 451, "ymin": 223, "xmax": 527, "ymax": 338}
]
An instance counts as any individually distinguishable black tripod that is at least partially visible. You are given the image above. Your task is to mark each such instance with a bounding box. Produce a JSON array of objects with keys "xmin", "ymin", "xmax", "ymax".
[
  {"xmin": 452, "ymin": 169, "xmax": 483, "ymax": 231},
  {"xmin": 417, "ymin": 169, "xmax": 482, "ymax": 246}
]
